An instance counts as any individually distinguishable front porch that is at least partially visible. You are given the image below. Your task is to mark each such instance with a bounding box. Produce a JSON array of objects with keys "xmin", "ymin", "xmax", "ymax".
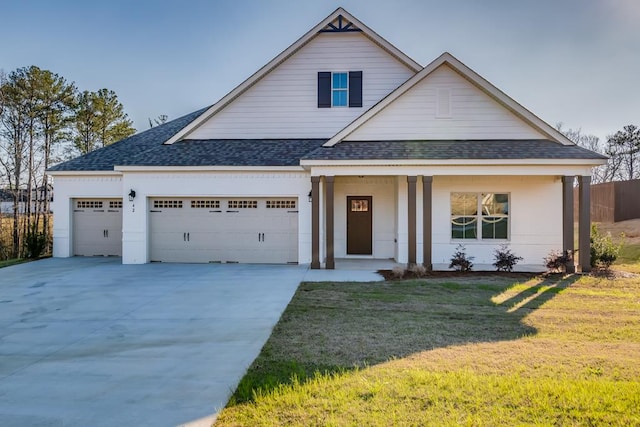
[{"xmin": 309, "ymin": 173, "xmax": 592, "ymax": 273}]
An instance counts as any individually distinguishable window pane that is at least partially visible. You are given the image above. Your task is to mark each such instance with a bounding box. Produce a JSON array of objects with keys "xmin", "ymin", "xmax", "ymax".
[
  {"xmin": 351, "ymin": 200, "xmax": 368, "ymax": 212},
  {"xmin": 333, "ymin": 90, "xmax": 347, "ymax": 106},
  {"xmin": 451, "ymin": 193, "xmax": 477, "ymax": 215},
  {"xmin": 481, "ymin": 193, "xmax": 508, "ymax": 215},
  {"xmin": 451, "ymin": 216, "xmax": 477, "ymax": 239},
  {"xmin": 482, "ymin": 217, "xmax": 508, "ymax": 239},
  {"xmin": 333, "ymin": 73, "xmax": 347, "ymax": 89}
]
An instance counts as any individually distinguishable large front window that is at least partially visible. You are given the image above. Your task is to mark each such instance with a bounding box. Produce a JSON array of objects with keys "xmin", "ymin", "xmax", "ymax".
[{"xmin": 451, "ymin": 192, "xmax": 509, "ymax": 240}]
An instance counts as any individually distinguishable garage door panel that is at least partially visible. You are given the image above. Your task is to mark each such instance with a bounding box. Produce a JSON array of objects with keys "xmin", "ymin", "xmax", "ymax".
[
  {"xmin": 73, "ymin": 199, "xmax": 122, "ymax": 257},
  {"xmin": 149, "ymin": 197, "xmax": 298, "ymax": 264}
]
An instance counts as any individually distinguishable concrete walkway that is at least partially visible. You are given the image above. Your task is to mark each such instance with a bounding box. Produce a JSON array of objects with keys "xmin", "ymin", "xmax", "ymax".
[{"xmin": 0, "ymin": 258, "xmax": 381, "ymax": 427}]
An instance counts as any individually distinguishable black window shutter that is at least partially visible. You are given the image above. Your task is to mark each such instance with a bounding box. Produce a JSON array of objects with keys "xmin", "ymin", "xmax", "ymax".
[
  {"xmin": 349, "ymin": 71, "xmax": 362, "ymax": 107},
  {"xmin": 317, "ymin": 72, "xmax": 331, "ymax": 108}
]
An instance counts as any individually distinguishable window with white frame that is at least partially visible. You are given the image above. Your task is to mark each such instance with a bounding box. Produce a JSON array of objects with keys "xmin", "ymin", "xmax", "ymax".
[{"xmin": 451, "ymin": 192, "xmax": 509, "ymax": 240}]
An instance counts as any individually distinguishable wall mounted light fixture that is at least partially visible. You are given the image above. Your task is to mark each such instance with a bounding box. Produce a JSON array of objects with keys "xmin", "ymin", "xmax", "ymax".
[
  {"xmin": 128, "ymin": 189, "xmax": 136, "ymax": 202},
  {"xmin": 308, "ymin": 190, "xmax": 312, "ymax": 203}
]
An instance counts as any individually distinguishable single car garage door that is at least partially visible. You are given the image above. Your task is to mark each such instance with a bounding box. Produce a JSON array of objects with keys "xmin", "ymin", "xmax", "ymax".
[
  {"xmin": 73, "ymin": 199, "xmax": 123, "ymax": 256},
  {"xmin": 149, "ymin": 197, "xmax": 298, "ymax": 264}
]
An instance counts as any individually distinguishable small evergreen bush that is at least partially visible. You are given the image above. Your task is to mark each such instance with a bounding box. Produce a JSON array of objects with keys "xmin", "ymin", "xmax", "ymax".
[
  {"xmin": 492, "ymin": 244, "xmax": 523, "ymax": 272},
  {"xmin": 544, "ymin": 250, "xmax": 570, "ymax": 273},
  {"xmin": 449, "ymin": 244, "xmax": 474, "ymax": 272},
  {"xmin": 23, "ymin": 224, "xmax": 47, "ymax": 259}
]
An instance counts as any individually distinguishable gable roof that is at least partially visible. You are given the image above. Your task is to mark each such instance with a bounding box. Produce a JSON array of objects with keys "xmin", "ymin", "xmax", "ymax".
[
  {"xmin": 324, "ymin": 52, "xmax": 575, "ymax": 147},
  {"xmin": 163, "ymin": 7, "xmax": 422, "ymax": 145},
  {"xmin": 47, "ymin": 107, "xmax": 208, "ymax": 172}
]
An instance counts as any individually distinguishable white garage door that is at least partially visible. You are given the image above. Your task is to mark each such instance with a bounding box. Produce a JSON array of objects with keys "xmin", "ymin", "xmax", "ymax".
[
  {"xmin": 149, "ymin": 198, "xmax": 298, "ymax": 264},
  {"xmin": 73, "ymin": 199, "xmax": 123, "ymax": 256}
]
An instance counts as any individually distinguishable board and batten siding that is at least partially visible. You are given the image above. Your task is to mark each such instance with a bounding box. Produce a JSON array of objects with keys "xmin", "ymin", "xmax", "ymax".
[
  {"xmin": 347, "ymin": 64, "xmax": 546, "ymax": 141},
  {"xmin": 187, "ymin": 32, "xmax": 416, "ymax": 139}
]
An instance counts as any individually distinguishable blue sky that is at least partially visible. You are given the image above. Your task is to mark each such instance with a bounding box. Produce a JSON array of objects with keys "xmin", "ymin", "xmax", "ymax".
[{"xmin": 2, "ymin": 0, "xmax": 638, "ymax": 143}]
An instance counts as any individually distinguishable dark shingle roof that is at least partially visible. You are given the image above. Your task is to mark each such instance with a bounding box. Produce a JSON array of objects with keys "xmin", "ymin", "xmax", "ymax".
[
  {"xmin": 121, "ymin": 139, "xmax": 327, "ymax": 167},
  {"xmin": 48, "ymin": 107, "xmax": 209, "ymax": 171},
  {"xmin": 49, "ymin": 117, "xmax": 606, "ymax": 172},
  {"xmin": 302, "ymin": 140, "xmax": 608, "ymax": 161}
]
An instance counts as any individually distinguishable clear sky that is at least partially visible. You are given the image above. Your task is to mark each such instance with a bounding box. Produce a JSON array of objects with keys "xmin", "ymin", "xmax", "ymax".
[{"xmin": 1, "ymin": 0, "xmax": 638, "ymax": 144}]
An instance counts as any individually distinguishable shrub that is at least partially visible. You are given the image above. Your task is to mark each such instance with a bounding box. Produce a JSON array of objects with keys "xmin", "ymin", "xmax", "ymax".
[
  {"xmin": 409, "ymin": 264, "xmax": 427, "ymax": 277},
  {"xmin": 544, "ymin": 250, "xmax": 570, "ymax": 273},
  {"xmin": 391, "ymin": 265, "xmax": 405, "ymax": 279},
  {"xmin": 492, "ymin": 244, "xmax": 523, "ymax": 272},
  {"xmin": 23, "ymin": 223, "xmax": 47, "ymax": 259},
  {"xmin": 449, "ymin": 244, "xmax": 474, "ymax": 272},
  {"xmin": 590, "ymin": 224, "xmax": 624, "ymax": 270}
]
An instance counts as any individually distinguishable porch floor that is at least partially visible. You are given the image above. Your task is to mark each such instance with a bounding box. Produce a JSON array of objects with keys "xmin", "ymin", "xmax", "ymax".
[{"xmin": 334, "ymin": 258, "xmax": 403, "ymax": 271}]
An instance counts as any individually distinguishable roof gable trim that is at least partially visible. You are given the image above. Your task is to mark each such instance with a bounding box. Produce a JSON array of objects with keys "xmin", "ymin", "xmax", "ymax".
[
  {"xmin": 324, "ymin": 52, "xmax": 574, "ymax": 147},
  {"xmin": 164, "ymin": 7, "xmax": 422, "ymax": 145}
]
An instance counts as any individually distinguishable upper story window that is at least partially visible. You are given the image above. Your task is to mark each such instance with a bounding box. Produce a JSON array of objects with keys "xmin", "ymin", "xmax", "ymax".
[
  {"xmin": 332, "ymin": 72, "xmax": 348, "ymax": 106},
  {"xmin": 318, "ymin": 71, "xmax": 362, "ymax": 108}
]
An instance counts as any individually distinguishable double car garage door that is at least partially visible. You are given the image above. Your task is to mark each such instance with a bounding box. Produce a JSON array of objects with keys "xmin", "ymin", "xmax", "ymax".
[{"xmin": 149, "ymin": 197, "xmax": 298, "ymax": 264}]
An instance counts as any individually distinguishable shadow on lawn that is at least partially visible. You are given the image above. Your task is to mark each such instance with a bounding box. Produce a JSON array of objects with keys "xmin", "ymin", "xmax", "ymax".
[{"xmin": 229, "ymin": 273, "xmax": 579, "ymax": 405}]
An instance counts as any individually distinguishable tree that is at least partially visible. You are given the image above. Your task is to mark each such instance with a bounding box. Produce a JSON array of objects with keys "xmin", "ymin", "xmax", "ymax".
[
  {"xmin": 605, "ymin": 125, "xmax": 640, "ymax": 181},
  {"xmin": 72, "ymin": 89, "xmax": 135, "ymax": 155},
  {"xmin": 148, "ymin": 114, "xmax": 168, "ymax": 128},
  {"xmin": 556, "ymin": 122, "xmax": 608, "ymax": 183}
]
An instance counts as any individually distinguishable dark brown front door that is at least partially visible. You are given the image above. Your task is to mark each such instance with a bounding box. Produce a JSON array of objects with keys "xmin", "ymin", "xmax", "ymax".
[{"xmin": 347, "ymin": 196, "xmax": 372, "ymax": 255}]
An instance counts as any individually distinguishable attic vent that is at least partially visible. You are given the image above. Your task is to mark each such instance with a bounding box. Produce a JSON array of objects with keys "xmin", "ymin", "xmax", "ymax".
[
  {"xmin": 436, "ymin": 88, "xmax": 452, "ymax": 118},
  {"xmin": 77, "ymin": 201, "xmax": 103, "ymax": 209},
  {"xmin": 228, "ymin": 200, "xmax": 258, "ymax": 209},
  {"xmin": 191, "ymin": 200, "xmax": 220, "ymax": 209},
  {"xmin": 109, "ymin": 201, "xmax": 123, "ymax": 209},
  {"xmin": 266, "ymin": 200, "xmax": 296, "ymax": 209},
  {"xmin": 153, "ymin": 200, "xmax": 183, "ymax": 209}
]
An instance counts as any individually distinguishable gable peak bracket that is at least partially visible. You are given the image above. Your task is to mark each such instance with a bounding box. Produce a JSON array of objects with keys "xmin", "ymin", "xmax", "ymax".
[{"xmin": 318, "ymin": 14, "xmax": 362, "ymax": 33}]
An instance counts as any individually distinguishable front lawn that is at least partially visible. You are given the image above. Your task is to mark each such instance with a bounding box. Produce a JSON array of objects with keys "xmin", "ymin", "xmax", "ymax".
[{"xmin": 215, "ymin": 268, "xmax": 640, "ymax": 426}]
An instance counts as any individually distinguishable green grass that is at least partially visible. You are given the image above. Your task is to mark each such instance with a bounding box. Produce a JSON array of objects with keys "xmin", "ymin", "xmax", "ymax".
[
  {"xmin": 0, "ymin": 258, "xmax": 31, "ymax": 269},
  {"xmin": 216, "ymin": 264, "xmax": 640, "ymax": 426}
]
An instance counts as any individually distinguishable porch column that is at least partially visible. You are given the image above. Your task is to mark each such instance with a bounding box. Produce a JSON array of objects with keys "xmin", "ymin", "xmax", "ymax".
[
  {"xmin": 562, "ymin": 176, "xmax": 575, "ymax": 273},
  {"xmin": 407, "ymin": 176, "xmax": 417, "ymax": 266},
  {"xmin": 325, "ymin": 176, "xmax": 335, "ymax": 270},
  {"xmin": 311, "ymin": 176, "xmax": 321, "ymax": 269},
  {"xmin": 578, "ymin": 176, "xmax": 591, "ymax": 273},
  {"xmin": 422, "ymin": 176, "xmax": 433, "ymax": 270}
]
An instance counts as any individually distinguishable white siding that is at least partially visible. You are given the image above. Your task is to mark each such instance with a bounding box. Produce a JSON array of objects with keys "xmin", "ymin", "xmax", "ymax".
[
  {"xmin": 122, "ymin": 171, "xmax": 311, "ymax": 264},
  {"xmin": 51, "ymin": 175, "xmax": 123, "ymax": 258},
  {"xmin": 348, "ymin": 64, "xmax": 546, "ymax": 140},
  {"xmin": 332, "ymin": 176, "xmax": 395, "ymax": 259},
  {"xmin": 429, "ymin": 175, "xmax": 561, "ymax": 271},
  {"xmin": 187, "ymin": 32, "xmax": 415, "ymax": 139}
]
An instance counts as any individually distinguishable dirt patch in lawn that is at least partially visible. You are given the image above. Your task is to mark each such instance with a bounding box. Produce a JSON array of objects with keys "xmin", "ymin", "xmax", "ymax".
[{"xmin": 598, "ymin": 219, "xmax": 640, "ymax": 244}]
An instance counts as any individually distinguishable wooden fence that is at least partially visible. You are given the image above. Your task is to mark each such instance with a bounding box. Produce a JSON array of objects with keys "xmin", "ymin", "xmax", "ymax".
[{"xmin": 574, "ymin": 179, "xmax": 640, "ymax": 223}]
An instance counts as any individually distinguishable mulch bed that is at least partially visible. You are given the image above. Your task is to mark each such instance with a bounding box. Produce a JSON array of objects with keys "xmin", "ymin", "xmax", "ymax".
[{"xmin": 377, "ymin": 269, "xmax": 539, "ymax": 281}]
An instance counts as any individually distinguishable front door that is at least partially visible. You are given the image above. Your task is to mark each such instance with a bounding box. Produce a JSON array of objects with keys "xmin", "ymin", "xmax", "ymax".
[{"xmin": 346, "ymin": 196, "xmax": 372, "ymax": 255}]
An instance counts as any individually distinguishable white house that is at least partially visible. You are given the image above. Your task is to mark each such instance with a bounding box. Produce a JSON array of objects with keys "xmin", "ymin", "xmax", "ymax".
[{"xmin": 47, "ymin": 8, "xmax": 606, "ymax": 272}]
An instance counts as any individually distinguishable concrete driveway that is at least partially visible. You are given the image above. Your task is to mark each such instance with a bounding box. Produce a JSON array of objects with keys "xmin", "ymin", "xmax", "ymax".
[{"xmin": 0, "ymin": 257, "xmax": 377, "ymax": 427}]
